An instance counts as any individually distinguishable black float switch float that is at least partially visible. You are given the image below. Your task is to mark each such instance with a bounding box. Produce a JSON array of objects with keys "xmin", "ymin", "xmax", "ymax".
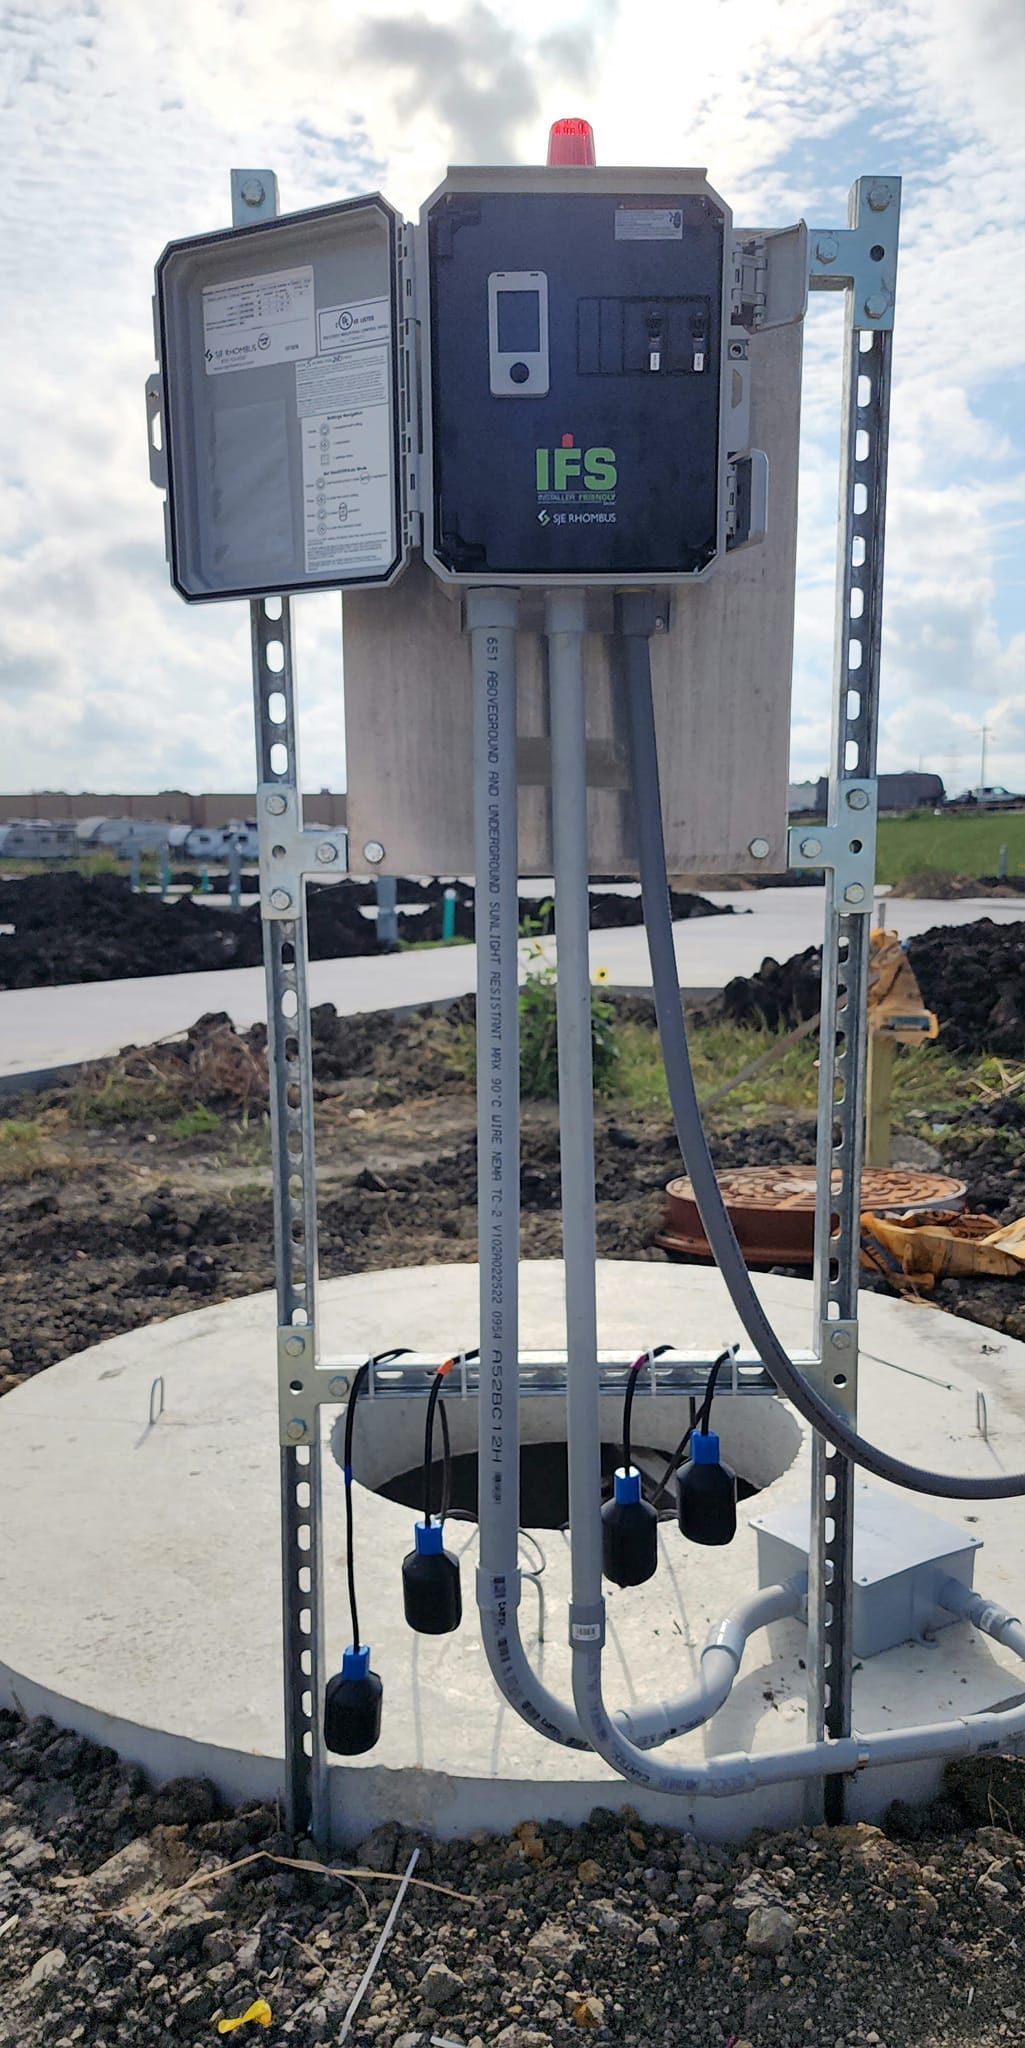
[
  {"xmin": 323, "ymin": 1645, "xmax": 383, "ymax": 1756},
  {"xmin": 676, "ymin": 1429, "xmax": 737, "ymax": 1546},
  {"xmin": 402, "ymin": 1521, "xmax": 462, "ymax": 1634},
  {"xmin": 602, "ymin": 1467, "xmax": 659, "ymax": 1587},
  {"xmin": 402, "ymin": 1355, "xmax": 463, "ymax": 1634}
]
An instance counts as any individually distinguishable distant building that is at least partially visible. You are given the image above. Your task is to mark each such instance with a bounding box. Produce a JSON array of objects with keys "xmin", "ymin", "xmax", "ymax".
[
  {"xmin": 0, "ymin": 789, "xmax": 346, "ymax": 828},
  {"xmin": 789, "ymin": 771, "xmax": 944, "ymax": 815}
]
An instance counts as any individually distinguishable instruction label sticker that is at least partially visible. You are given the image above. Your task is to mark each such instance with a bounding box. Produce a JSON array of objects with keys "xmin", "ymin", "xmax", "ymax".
[
  {"xmin": 301, "ymin": 403, "xmax": 394, "ymax": 578},
  {"xmin": 317, "ymin": 295, "xmax": 391, "ymax": 354},
  {"xmin": 614, "ymin": 208, "xmax": 683, "ymax": 240},
  {"xmin": 296, "ymin": 347, "xmax": 389, "ymax": 420},
  {"xmin": 202, "ymin": 267, "xmax": 315, "ymax": 376}
]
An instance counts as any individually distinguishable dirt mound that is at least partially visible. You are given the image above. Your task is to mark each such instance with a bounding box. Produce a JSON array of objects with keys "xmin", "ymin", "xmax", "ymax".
[
  {"xmin": 720, "ymin": 919, "xmax": 1025, "ymax": 1059},
  {"xmin": 906, "ymin": 919, "xmax": 1025, "ymax": 1056},
  {"xmin": 0, "ymin": 873, "xmax": 730, "ymax": 988},
  {"xmin": 721, "ymin": 946, "xmax": 822, "ymax": 1031},
  {"xmin": 890, "ymin": 872, "xmax": 1025, "ymax": 899},
  {"xmin": 0, "ymin": 872, "xmax": 249, "ymax": 987}
]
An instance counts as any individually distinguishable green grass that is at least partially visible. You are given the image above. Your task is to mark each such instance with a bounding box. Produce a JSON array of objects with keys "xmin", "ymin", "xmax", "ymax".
[
  {"xmin": 0, "ymin": 1117, "xmax": 46, "ymax": 1178},
  {"xmin": 612, "ymin": 1020, "xmax": 1006, "ymax": 1130},
  {"xmin": 875, "ymin": 809, "xmax": 1024, "ymax": 882},
  {"xmin": 169, "ymin": 1104, "xmax": 221, "ymax": 1140}
]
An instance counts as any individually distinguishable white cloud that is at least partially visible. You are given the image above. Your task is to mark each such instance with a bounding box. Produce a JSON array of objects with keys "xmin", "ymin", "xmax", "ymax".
[{"xmin": 0, "ymin": 0, "xmax": 1022, "ymax": 800}]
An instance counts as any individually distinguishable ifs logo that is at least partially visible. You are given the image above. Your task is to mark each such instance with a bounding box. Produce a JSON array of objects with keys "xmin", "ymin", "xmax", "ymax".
[{"xmin": 535, "ymin": 436, "xmax": 616, "ymax": 494}]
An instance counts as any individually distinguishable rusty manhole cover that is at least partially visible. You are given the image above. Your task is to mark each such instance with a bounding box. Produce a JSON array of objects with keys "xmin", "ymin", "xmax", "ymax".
[{"xmin": 656, "ymin": 1164, "xmax": 967, "ymax": 1268}]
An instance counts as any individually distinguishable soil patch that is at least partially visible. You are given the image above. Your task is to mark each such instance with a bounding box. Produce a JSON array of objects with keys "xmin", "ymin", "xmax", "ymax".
[{"xmin": 0, "ymin": 1711, "xmax": 1021, "ymax": 2048}]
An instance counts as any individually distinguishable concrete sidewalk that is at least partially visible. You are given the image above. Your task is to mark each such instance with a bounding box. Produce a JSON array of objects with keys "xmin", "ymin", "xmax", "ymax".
[{"xmin": 1, "ymin": 887, "xmax": 1022, "ymax": 1085}]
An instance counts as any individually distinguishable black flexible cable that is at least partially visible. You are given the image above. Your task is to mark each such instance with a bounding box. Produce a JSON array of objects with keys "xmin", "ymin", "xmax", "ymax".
[
  {"xmin": 343, "ymin": 1348, "xmax": 410, "ymax": 1651},
  {"xmin": 622, "ymin": 1344, "xmax": 672, "ymax": 1477},
  {"xmin": 423, "ymin": 1349, "xmax": 479, "ymax": 1524},
  {"xmin": 650, "ymin": 1346, "xmax": 736, "ymax": 1507}
]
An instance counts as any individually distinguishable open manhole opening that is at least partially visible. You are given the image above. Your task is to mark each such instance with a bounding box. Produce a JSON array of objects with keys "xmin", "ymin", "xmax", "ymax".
[{"xmin": 369, "ymin": 1433, "xmax": 783, "ymax": 1531}]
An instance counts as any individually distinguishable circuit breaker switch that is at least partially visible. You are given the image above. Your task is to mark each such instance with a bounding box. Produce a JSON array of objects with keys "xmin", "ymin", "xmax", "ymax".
[{"xmin": 646, "ymin": 312, "xmax": 664, "ymax": 373}]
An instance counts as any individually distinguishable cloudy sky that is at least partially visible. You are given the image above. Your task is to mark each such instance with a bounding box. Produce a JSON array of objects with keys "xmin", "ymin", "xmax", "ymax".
[{"xmin": 1, "ymin": 0, "xmax": 1023, "ymax": 797}]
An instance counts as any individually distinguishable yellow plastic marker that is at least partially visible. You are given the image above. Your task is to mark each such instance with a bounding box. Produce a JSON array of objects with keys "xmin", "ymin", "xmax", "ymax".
[{"xmin": 217, "ymin": 2000, "xmax": 273, "ymax": 2035}]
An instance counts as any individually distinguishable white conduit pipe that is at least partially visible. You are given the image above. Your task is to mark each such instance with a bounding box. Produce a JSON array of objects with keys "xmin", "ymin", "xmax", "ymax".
[{"xmin": 541, "ymin": 597, "xmax": 1025, "ymax": 1793}]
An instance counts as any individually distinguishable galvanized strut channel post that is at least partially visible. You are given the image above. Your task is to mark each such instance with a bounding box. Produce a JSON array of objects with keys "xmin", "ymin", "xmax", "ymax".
[
  {"xmin": 232, "ymin": 170, "xmax": 328, "ymax": 1845},
  {"xmin": 802, "ymin": 179, "xmax": 900, "ymax": 1819}
]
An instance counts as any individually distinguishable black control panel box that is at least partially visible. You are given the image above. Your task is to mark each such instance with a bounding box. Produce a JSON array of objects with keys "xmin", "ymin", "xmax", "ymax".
[{"xmin": 424, "ymin": 183, "xmax": 727, "ymax": 583}]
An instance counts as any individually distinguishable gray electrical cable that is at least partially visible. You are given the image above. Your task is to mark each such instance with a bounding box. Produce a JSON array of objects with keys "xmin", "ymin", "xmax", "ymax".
[{"xmin": 615, "ymin": 593, "xmax": 1024, "ymax": 1504}]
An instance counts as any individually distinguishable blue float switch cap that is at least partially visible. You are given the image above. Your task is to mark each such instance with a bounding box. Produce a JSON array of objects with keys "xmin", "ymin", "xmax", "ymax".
[
  {"xmin": 692, "ymin": 1430, "xmax": 721, "ymax": 1465},
  {"xmin": 613, "ymin": 1466, "xmax": 642, "ymax": 1504},
  {"xmin": 414, "ymin": 1521, "xmax": 444, "ymax": 1555},
  {"xmin": 341, "ymin": 1644, "xmax": 371, "ymax": 1680}
]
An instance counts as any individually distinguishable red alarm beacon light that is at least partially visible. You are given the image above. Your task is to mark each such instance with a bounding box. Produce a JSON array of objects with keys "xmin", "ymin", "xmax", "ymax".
[{"xmin": 547, "ymin": 118, "xmax": 596, "ymax": 167}]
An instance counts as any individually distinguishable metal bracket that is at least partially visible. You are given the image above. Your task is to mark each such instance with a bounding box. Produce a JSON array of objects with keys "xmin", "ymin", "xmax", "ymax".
[
  {"xmin": 229, "ymin": 168, "xmax": 280, "ymax": 225},
  {"xmin": 257, "ymin": 784, "xmax": 348, "ymax": 919},
  {"xmin": 809, "ymin": 177, "xmax": 901, "ymax": 329},
  {"xmin": 731, "ymin": 222, "xmax": 809, "ymax": 331},
  {"xmin": 788, "ymin": 780, "xmax": 877, "ymax": 907},
  {"xmin": 815, "ymin": 1321, "xmax": 859, "ymax": 1419},
  {"xmin": 275, "ymin": 1344, "xmax": 797, "ymax": 1447}
]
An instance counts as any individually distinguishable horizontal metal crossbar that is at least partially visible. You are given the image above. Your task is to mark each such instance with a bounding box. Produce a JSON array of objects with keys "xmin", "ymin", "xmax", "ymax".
[{"xmin": 276, "ymin": 1341, "xmax": 811, "ymax": 1445}]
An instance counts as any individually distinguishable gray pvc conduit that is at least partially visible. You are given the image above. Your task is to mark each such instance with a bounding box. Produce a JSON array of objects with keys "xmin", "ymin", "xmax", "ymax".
[
  {"xmin": 939, "ymin": 1579, "xmax": 1025, "ymax": 1663},
  {"xmin": 469, "ymin": 589, "xmax": 800, "ymax": 1760},
  {"xmin": 614, "ymin": 592, "xmax": 1025, "ymax": 1504},
  {"xmin": 617, "ymin": 1578, "xmax": 807, "ymax": 1745},
  {"xmin": 468, "ymin": 587, "xmax": 588, "ymax": 1750}
]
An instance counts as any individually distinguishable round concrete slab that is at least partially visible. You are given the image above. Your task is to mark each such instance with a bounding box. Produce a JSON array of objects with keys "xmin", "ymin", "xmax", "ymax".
[{"xmin": 0, "ymin": 1260, "xmax": 1022, "ymax": 1844}]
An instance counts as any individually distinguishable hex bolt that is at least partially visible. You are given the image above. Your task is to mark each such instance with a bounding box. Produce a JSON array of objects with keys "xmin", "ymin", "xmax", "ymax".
[
  {"xmin": 846, "ymin": 788, "xmax": 870, "ymax": 811},
  {"xmin": 265, "ymin": 793, "xmax": 287, "ymax": 815},
  {"xmin": 830, "ymin": 1329, "xmax": 853, "ymax": 1351},
  {"xmin": 843, "ymin": 882, "xmax": 867, "ymax": 905},
  {"xmin": 864, "ymin": 294, "xmax": 887, "ymax": 321},
  {"xmin": 284, "ymin": 1336, "xmax": 306, "ymax": 1358},
  {"xmin": 654, "ymin": 615, "xmax": 667, "ymax": 632},
  {"xmin": 329, "ymin": 1375, "xmax": 351, "ymax": 1400},
  {"xmin": 800, "ymin": 837, "xmax": 822, "ymax": 858},
  {"xmin": 315, "ymin": 841, "xmax": 339, "ymax": 864},
  {"xmin": 748, "ymin": 837, "xmax": 770, "ymax": 860},
  {"xmin": 285, "ymin": 1417, "xmax": 307, "ymax": 1443},
  {"xmin": 867, "ymin": 182, "xmax": 892, "ymax": 212},
  {"xmin": 815, "ymin": 236, "xmax": 838, "ymax": 264},
  {"xmin": 270, "ymin": 887, "xmax": 293, "ymax": 911},
  {"xmin": 239, "ymin": 177, "xmax": 266, "ymax": 208},
  {"xmin": 363, "ymin": 840, "xmax": 386, "ymax": 865}
]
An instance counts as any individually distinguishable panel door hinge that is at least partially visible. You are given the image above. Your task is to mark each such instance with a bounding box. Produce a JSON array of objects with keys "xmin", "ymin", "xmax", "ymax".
[
  {"xmin": 725, "ymin": 451, "xmax": 768, "ymax": 550},
  {"xmin": 731, "ymin": 223, "xmax": 809, "ymax": 332},
  {"xmin": 399, "ymin": 226, "xmax": 423, "ymax": 550}
]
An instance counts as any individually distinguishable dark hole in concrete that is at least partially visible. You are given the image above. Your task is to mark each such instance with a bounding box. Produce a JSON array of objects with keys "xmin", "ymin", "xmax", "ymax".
[{"xmin": 375, "ymin": 1439, "xmax": 761, "ymax": 1528}]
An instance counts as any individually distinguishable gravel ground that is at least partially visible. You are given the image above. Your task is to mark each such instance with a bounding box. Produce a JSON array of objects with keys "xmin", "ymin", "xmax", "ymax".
[{"xmin": 1, "ymin": 1715, "xmax": 1022, "ymax": 2048}]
